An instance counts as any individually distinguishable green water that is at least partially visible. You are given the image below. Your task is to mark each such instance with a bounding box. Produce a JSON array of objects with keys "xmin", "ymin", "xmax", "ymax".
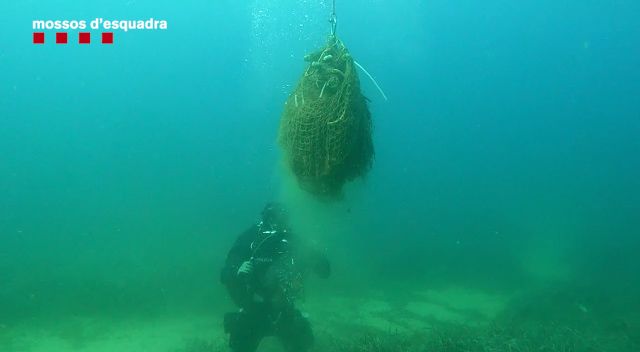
[{"xmin": 1, "ymin": 0, "xmax": 639, "ymax": 351}]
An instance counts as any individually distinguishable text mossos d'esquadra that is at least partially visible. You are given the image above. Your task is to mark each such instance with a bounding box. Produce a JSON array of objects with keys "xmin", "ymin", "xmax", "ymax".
[{"xmin": 32, "ymin": 18, "xmax": 168, "ymax": 32}]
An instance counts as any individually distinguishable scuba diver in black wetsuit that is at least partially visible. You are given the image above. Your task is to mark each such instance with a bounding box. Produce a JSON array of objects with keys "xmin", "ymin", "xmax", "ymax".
[{"xmin": 220, "ymin": 202, "xmax": 330, "ymax": 352}]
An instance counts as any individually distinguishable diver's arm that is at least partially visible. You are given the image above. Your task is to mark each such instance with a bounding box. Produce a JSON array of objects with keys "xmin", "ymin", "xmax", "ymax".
[
  {"xmin": 220, "ymin": 244, "xmax": 250, "ymax": 284},
  {"xmin": 298, "ymin": 238, "xmax": 330, "ymax": 278},
  {"xmin": 220, "ymin": 227, "xmax": 256, "ymax": 307}
]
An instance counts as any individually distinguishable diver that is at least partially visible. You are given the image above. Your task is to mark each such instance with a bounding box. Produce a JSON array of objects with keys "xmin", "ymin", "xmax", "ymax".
[{"xmin": 220, "ymin": 202, "xmax": 330, "ymax": 352}]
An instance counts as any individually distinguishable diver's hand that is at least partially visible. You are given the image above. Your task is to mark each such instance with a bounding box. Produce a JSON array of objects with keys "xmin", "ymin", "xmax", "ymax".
[{"xmin": 237, "ymin": 261, "xmax": 253, "ymax": 276}]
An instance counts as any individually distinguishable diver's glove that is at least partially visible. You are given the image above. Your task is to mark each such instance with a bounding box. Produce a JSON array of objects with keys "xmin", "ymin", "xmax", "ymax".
[{"xmin": 237, "ymin": 260, "xmax": 253, "ymax": 276}]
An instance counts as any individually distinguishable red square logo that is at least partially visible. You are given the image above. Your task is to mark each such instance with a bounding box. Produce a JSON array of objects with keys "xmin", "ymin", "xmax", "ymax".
[
  {"xmin": 102, "ymin": 32, "xmax": 113, "ymax": 44},
  {"xmin": 79, "ymin": 32, "xmax": 91, "ymax": 44},
  {"xmin": 33, "ymin": 32, "xmax": 44, "ymax": 44},
  {"xmin": 56, "ymin": 32, "xmax": 68, "ymax": 44}
]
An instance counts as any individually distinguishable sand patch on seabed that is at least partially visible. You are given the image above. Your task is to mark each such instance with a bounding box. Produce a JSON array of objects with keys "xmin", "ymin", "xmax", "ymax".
[
  {"xmin": 304, "ymin": 285, "xmax": 510, "ymax": 334},
  {"xmin": 300, "ymin": 285, "xmax": 510, "ymax": 336},
  {"xmin": 0, "ymin": 287, "xmax": 511, "ymax": 352},
  {"xmin": 0, "ymin": 315, "xmax": 226, "ymax": 352}
]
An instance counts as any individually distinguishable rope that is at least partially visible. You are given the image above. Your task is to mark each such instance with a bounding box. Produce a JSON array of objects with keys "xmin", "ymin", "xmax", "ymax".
[
  {"xmin": 354, "ymin": 60, "xmax": 388, "ymax": 101},
  {"xmin": 329, "ymin": 0, "xmax": 337, "ymax": 35}
]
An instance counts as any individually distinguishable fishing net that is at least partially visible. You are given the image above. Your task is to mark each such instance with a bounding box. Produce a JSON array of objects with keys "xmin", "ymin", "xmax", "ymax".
[{"xmin": 278, "ymin": 35, "xmax": 374, "ymax": 197}]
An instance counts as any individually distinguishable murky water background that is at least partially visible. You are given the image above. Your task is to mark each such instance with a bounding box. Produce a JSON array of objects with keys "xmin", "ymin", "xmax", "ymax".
[{"xmin": 1, "ymin": 0, "xmax": 639, "ymax": 351}]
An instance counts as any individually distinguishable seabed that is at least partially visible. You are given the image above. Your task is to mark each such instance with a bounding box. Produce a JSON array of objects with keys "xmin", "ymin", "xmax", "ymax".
[{"xmin": 2, "ymin": 284, "xmax": 637, "ymax": 352}]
